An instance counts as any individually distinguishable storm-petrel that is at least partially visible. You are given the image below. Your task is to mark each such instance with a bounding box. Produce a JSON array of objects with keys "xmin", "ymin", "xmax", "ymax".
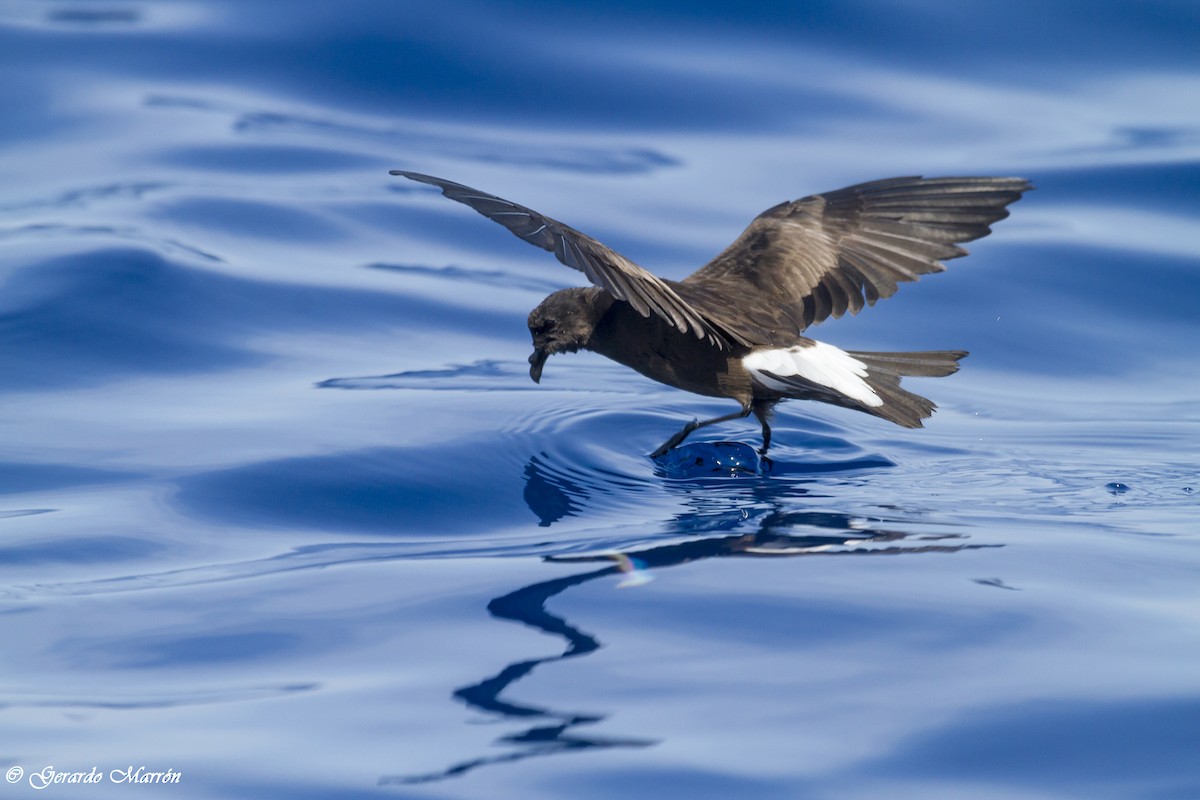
[{"xmin": 391, "ymin": 170, "xmax": 1030, "ymax": 456}]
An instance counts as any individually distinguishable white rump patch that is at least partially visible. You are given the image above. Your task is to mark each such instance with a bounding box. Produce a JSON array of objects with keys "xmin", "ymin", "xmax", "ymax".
[{"xmin": 743, "ymin": 342, "xmax": 883, "ymax": 407}]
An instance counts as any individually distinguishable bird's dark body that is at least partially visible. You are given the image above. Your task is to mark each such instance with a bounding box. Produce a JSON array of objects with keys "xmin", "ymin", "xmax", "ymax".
[
  {"xmin": 391, "ymin": 169, "xmax": 1031, "ymax": 455},
  {"xmin": 582, "ymin": 288, "xmax": 755, "ymax": 403}
]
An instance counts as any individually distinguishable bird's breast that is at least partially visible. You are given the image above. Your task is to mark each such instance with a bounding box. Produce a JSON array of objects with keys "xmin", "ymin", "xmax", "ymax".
[{"xmin": 585, "ymin": 301, "xmax": 752, "ymax": 402}]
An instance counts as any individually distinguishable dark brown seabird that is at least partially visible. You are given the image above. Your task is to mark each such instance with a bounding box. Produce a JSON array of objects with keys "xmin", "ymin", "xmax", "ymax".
[{"xmin": 391, "ymin": 170, "xmax": 1031, "ymax": 456}]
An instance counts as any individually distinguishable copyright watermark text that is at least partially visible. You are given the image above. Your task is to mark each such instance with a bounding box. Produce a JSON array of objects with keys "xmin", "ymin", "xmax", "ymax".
[{"xmin": 6, "ymin": 765, "xmax": 182, "ymax": 789}]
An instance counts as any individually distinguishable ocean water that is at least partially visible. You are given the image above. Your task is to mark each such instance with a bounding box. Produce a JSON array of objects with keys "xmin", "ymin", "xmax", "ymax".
[{"xmin": 2, "ymin": 1, "xmax": 1198, "ymax": 798}]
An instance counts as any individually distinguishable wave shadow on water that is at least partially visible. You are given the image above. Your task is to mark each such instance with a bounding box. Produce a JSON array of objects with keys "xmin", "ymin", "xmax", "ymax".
[
  {"xmin": 364, "ymin": 261, "xmax": 568, "ymax": 295},
  {"xmin": 0, "ymin": 682, "xmax": 318, "ymax": 713},
  {"xmin": 0, "ymin": 181, "xmax": 175, "ymax": 214},
  {"xmin": 144, "ymin": 94, "xmax": 682, "ymax": 176},
  {"xmin": 0, "ymin": 247, "xmax": 515, "ymax": 391},
  {"xmin": 318, "ymin": 359, "xmax": 531, "ymax": 392}
]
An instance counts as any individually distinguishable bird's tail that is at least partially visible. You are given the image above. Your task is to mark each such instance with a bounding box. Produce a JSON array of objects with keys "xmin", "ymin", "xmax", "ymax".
[{"xmin": 847, "ymin": 349, "xmax": 968, "ymax": 428}]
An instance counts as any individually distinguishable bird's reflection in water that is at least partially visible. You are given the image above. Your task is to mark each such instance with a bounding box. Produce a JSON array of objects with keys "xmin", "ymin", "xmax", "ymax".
[
  {"xmin": 382, "ymin": 450, "xmax": 995, "ymax": 785},
  {"xmin": 379, "ymin": 562, "xmax": 657, "ymax": 786}
]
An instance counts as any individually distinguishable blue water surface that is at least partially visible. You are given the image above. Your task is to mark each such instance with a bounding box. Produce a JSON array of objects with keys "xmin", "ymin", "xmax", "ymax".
[{"xmin": 2, "ymin": 2, "xmax": 1198, "ymax": 798}]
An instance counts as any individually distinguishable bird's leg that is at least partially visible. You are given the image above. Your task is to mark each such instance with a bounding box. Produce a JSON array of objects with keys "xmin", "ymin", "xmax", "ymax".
[
  {"xmin": 752, "ymin": 401, "xmax": 775, "ymax": 456},
  {"xmin": 650, "ymin": 406, "xmax": 752, "ymax": 458}
]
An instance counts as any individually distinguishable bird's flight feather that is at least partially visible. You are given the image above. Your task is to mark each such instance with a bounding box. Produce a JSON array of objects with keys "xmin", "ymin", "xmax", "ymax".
[
  {"xmin": 392, "ymin": 170, "xmax": 1031, "ymax": 349},
  {"xmin": 676, "ymin": 176, "xmax": 1031, "ymax": 345},
  {"xmin": 391, "ymin": 170, "xmax": 725, "ymax": 344}
]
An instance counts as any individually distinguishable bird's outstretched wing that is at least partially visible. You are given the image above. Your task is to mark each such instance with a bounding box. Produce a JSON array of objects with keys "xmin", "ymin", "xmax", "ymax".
[
  {"xmin": 392, "ymin": 170, "xmax": 727, "ymax": 345},
  {"xmin": 675, "ymin": 176, "xmax": 1032, "ymax": 346}
]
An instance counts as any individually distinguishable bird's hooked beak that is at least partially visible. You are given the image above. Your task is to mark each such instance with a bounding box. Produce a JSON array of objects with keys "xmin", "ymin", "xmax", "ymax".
[{"xmin": 528, "ymin": 349, "xmax": 548, "ymax": 383}]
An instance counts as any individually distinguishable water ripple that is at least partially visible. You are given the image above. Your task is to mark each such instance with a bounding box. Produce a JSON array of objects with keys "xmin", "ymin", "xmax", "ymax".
[
  {"xmin": 144, "ymin": 93, "xmax": 681, "ymax": 175},
  {"xmin": 0, "ymin": 682, "xmax": 316, "ymax": 711},
  {"xmin": 0, "ymin": 181, "xmax": 175, "ymax": 214}
]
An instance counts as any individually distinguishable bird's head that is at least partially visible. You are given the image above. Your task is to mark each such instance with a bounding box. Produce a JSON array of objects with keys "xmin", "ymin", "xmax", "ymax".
[{"xmin": 526, "ymin": 288, "xmax": 604, "ymax": 383}]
